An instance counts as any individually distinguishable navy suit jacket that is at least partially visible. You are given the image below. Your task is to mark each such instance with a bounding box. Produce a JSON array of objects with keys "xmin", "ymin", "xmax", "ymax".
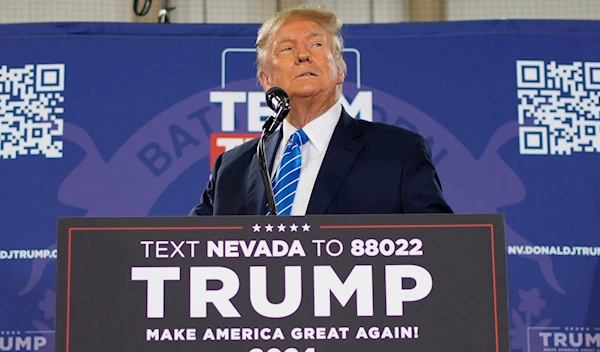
[{"xmin": 190, "ymin": 108, "xmax": 452, "ymax": 215}]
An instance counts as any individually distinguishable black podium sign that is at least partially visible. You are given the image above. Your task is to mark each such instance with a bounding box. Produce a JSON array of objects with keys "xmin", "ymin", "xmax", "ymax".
[{"xmin": 55, "ymin": 214, "xmax": 508, "ymax": 352}]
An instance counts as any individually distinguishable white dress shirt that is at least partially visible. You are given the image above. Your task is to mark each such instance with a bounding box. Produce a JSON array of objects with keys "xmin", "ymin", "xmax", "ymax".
[{"xmin": 270, "ymin": 99, "xmax": 342, "ymax": 216}]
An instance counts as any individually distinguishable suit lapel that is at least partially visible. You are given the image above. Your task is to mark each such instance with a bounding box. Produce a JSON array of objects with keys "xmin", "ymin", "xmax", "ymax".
[
  {"xmin": 306, "ymin": 109, "xmax": 363, "ymax": 214},
  {"xmin": 246, "ymin": 129, "xmax": 282, "ymax": 215}
]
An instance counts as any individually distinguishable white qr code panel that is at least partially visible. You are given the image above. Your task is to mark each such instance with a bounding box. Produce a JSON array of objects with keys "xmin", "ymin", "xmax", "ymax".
[
  {"xmin": 0, "ymin": 64, "xmax": 65, "ymax": 159},
  {"xmin": 517, "ymin": 60, "xmax": 600, "ymax": 155}
]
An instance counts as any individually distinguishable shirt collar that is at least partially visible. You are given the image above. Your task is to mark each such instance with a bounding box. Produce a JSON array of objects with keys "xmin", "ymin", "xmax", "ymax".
[{"xmin": 280, "ymin": 98, "xmax": 342, "ymax": 152}]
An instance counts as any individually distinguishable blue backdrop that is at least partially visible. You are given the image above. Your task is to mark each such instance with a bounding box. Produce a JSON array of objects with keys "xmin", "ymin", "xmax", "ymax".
[{"xmin": 1, "ymin": 20, "xmax": 599, "ymax": 352}]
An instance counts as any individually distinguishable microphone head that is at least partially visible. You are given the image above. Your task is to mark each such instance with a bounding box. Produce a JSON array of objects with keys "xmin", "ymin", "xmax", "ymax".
[{"xmin": 266, "ymin": 87, "xmax": 290, "ymax": 111}]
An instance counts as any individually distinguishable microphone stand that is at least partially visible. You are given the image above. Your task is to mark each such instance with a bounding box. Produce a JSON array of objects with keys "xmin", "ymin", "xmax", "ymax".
[{"xmin": 257, "ymin": 104, "xmax": 290, "ymax": 216}]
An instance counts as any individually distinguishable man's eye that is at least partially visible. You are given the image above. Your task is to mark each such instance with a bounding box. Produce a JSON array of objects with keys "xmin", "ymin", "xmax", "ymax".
[
  {"xmin": 313, "ymin": 42, "xmax": 322, "ymax": 47},
  {"xmin": 281, "ymin": 47, "xmax": 292, "ymax": 52}
]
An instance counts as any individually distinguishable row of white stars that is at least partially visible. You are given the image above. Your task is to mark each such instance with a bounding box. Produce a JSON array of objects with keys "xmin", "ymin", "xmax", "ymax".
[
  {"xmin": 252, "ymin": 223, "xmax": 310, "ymax": 232},
  {"xmin": 563, "ymin": 327, "xmax": 593, "ymax": 331},
  {"xmin": 0, "ymin": 331, "xmax": 53, "ymax": 335}
]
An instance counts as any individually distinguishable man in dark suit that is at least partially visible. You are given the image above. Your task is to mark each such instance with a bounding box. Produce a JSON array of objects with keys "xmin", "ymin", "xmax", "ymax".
[{"xmin": 190, "ymin": 5, "xmax": 452, "ymax": 216}]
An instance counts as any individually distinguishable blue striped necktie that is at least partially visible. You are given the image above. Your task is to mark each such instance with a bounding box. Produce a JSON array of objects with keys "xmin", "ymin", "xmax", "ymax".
[{"xmin": 267, "ymin": 129, "xmax": 309, "ymax": 215}]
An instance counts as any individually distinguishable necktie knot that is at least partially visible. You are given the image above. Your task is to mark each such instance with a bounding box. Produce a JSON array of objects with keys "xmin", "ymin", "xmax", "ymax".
[{"xmin": 289, "ymin": 129, "xmax": 308, "ymax": 149}]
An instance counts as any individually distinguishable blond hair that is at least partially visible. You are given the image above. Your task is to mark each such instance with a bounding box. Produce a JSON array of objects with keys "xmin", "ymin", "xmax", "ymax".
[{"xmin": 255, "ymin": 5, "xmax": 347, "ymax": 82}]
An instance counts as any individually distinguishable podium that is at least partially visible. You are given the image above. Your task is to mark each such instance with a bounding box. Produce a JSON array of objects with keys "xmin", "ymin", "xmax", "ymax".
[{"xmin": 55, "ymin": 213, "xmax": 509, "ymax": 352}]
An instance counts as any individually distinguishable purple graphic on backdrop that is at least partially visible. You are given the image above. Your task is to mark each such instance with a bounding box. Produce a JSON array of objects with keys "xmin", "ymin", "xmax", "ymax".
[
  {"xmin": 56, "ymin": 89, "xmax": 222, "ymax": 216},
  {"xmin": 510, "ymin": 288, "xmax": 552, "ymax": 351},
  {"xmin": 34, "ymin": 290, "xmax": 56, "ymax": 352},
  {"xmin": 38, "ymin": 290, "xmax": 55, "ymax": 321},
  {"xmin": 19, "ymin": 243, "xmax": 56, "ymax": 296}
]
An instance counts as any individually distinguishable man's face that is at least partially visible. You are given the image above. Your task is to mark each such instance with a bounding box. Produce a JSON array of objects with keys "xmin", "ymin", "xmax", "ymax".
[{"xmin": 259, "ymin": 18, "xmax": 344, "ymax": 101}]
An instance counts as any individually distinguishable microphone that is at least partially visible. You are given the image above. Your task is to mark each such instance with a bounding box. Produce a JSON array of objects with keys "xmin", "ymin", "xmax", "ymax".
[
  {"xmin": 261, "ymin": 87, "xmax": 291, "ymax": 138},
  {"xmin": 257, "ymin": 87, "xmax": 291, "ymax": 216}
]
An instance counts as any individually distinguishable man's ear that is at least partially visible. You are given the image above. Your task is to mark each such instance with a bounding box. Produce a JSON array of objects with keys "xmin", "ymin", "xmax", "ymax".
[
  {"xmin": 259, "ymin": 71, "xmax": 271, "ymax": 91},
  {"xmin": 336, "ymin": 65, "xmax": 344, "ymax": 85}
]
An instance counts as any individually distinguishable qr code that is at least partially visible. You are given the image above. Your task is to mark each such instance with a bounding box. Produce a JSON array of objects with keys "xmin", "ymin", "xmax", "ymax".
[
  {"xmin": 517, "ymin": 60, "xmax": 600, "ymax": 155},
  {"xmin": 0, "ymin": 63, "xmax": 65, "ymax": 159}
]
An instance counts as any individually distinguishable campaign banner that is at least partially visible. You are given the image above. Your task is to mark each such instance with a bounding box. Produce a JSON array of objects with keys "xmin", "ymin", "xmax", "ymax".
[{"xmin": 55, "ymin": 214, "xmax": 508, "ymax": 352}]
